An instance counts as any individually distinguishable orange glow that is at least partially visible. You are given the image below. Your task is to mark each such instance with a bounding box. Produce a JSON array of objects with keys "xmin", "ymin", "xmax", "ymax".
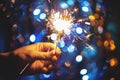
[
  {"xmin": 110, "ymin": 44, "xmax": 116, "ymax": 51},
  {"xmin": 103, "ymin": 40, "xmax": 109, "ymax": 47},
  {"xmin": 109, "ymin": 58, "xmax": 118, "ymax": 67},
  {"xmin": 89, "ymin": 15, "xmax": 95, "ymax": 21},
  {"xmin": 110, "ymin": 77, "xmax": 115, "ymax": 80}
]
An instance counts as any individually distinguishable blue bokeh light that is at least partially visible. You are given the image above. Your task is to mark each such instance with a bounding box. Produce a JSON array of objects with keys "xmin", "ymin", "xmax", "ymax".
[
  {"xmin": 60, "ymin": 2, "xmax": 69, "ymax": 9},
  {"xmin": 33, "ymin": 8, "xmax": 41, "ymax": 15},
  {"xmin": 67, "ymin": 0, "xmax": 74, "ymax": 6},
  {"xmin": 29, "ymin": 34, "xmax": 36, "ymax": 42},
  {"xmin": 82, "ymin": 6, "xmax": 89, "ymax": 12},
  {"xmin": 58, "ymin": 40, "xmax": 65, "ymax": 48},
  {"xmin": 64, "ymin": 29, "xmax": 71, "ymax": 35},
  {"xmin": 67, "ymin": 44, "xmax": 75, "ymax": 53},
  {"xmin": 39, "ymin": 13, "xmax": 47, "ymax": 20},
  {"xmin": 80, "ymin": 69, "xmax": 87, "ymax": 75},
  {"xmin": 76, "ymin": 55, "xmax": 83, "ymax": 62},
  {"xmin": 82, "ymin": 1, "xmax": 90, "ymax": 6},
  {"xmin": 82, "ymin": 75, "xmax": 89, "ymax": 80},
  {"xmin": 76, "ymin": 27, "xmax": 83, "ymax": 34},
  {"xmin": 50, "ymin": 33, "xmax": 57, "ymax": 41}
]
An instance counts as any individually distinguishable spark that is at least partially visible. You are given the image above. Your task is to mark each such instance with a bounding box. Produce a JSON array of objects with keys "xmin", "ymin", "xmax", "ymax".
[
  {"xmin": 85, "ymin": 33, "xmax": 94, "ymax": 40},
  {"xmin": 86, "ymin": 43, "xmax": 94, "ymax": 50}
]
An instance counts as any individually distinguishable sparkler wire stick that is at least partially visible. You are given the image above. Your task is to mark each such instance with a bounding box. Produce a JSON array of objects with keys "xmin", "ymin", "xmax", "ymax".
[
  {"xmin": 19, "ymin": 43, "xmax": 39, "ymax": 75},
  {"xmin": 19, "ymin": 63, "xmax": 30, "ymax": 75}
]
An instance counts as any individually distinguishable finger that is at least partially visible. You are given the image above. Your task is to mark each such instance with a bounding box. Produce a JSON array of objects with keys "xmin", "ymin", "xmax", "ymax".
[
  {"xmin": 38, "ymin": 42, "xmax": 56, "ymax": 51},
  {"xmin": 51, "ymin": 55, "xmax": 58, "ymax": 62},
  {"xmin": 29, "ymin": 50, "xmax": 53, "ymax": 60},
  {"xmin": 30, "ymin": 60, "xmax": 44, "ymax": 71}
]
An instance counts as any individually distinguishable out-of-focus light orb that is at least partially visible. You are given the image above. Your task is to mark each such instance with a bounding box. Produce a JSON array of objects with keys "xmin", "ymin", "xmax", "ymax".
[
  {"xmin": 60, "ymin": 2, "xmax": 69, "ymax": 9},
  {"xmin": 58, "ymin": 40, "xmax": 65, "ymax": 48},
  {"xmin": 103, "ymin": 40, "xmax": 109, "ymax": 47},
  {"xmin": 110, "ymin": 77, "xmax": 115, "ymax": 80},
  {"xmin": 43, "ymin": 74, "xmax": 51, "ymax": 78},
  {"xmin": 82, "ymin": 75, "xmax": 89, "ymax": 80},
  {"xmin": 64, "ymin": 62, "xmax": 71, "ymax": 68},
  {"xmin": 98, "ymin": 26, "xmax": 103, "ymax": 34},
  {"xmin": 80, "ymin": 69, "xmax": 87, "ymax": 75},
  {"xmin": 64, "ymin": 28, "xmax": 71, "ymax": 35},
  {"xmin": 67, "ymin": 0, "xmax": 74, "ymax": 6},
  {"xmin": 110, "ymin": 40, "xmax": 116, "ymax": 51},
  {"xmin": 76, "ymin": 27, "xmax": 83, "ymax": 34},
  {"xmin": 82, "ymin": 1, "xmax": 90, "ymax": 6},
  {"xmin": 39, "ymin": 13, "xmax": 47, "ymax": 20},
  {"xmin": 89, "ymin": 15, "xmax": 95, "ymax": 21},
  {"xmin": 67, "ymin": 44, "xmax": 75, "ymax": 53},
  {"xmin": 50, "ymin": 33, "xmax": 57, "ymax": 41},
  {"xmin": 109, "ymin": 57, "xmax": 118, "ymax": 67},
  {"xmin": 76, "ymin": 55, "xmax": 83, "ymax": 62},
  {"xmin": 29, "ymin": 34, "xmax": 36, "ymax": 42},
  {"xmin": 33, "ymin": 9, "xmax": 41, "ymax": 15},
  {"xmin": 82, "ymin": 6, "xmax": 89, "ymax": 12}
]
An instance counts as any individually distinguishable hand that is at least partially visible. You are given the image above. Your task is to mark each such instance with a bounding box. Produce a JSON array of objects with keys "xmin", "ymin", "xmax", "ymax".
[{"xmin": 12, "ymin": 42, "xmax": 61, "ymax": 75}]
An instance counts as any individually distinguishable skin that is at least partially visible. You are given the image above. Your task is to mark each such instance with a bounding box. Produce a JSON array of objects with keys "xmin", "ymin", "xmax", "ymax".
[{"xmin": 0, "ymin": 42, "xmax": 61, "ymax": 76}]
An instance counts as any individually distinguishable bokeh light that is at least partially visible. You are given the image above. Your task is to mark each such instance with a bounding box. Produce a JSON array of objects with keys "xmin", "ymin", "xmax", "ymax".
[
  {"xmin": 58, "ymin": 40, "xmax": 65, "ymax": 48},
  {"xmin": 33, "ymin": 9, "xmax": 41, "ymax": 15},
  {"xmin": 67, "ymin": 44, "xmax": 75, "ymax": 53},
  {"xmin": 67, "ymin": 0, "xmax": 75, "ymax": 6},
  {"xmin": 82, "ymin": 75, "xmax": 89, "ymax": 80},
  {"xmin": 76, "ymin": 27, "xmax": 83, "ymax": 34},
  {"xmin": 39, "ymin": 13, "xmax": 47, "ymax": 20},
  {"xmin": 60, "ymin": 2, "xmax": 69, "ymax": 9},
  {"xmin": 76, "ymin": 55, "xmax": 83, "ymax": 62},
  {"xmin": 29, "ymin": 34, "xmax": 36, "ymax": 42},
  {"xmin": 82, "ymin": 6, "xmax": 89, "ymax": 12},
  {"xmin": 109, "ymin": 57, "xmax": 118, "ymax": 67},
  {"xmin": 80, "ymin": 69, "xmax": 87, "ymax": 75},
  {"xmin": 50, "ymin": 33, "xmax": 57, "ymax": 41}
]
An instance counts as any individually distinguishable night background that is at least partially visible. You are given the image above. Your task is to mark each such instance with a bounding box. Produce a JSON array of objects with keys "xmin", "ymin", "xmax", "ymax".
[{"xmin": 0, "ymin": 0, "xmax": 120, "ymax": 80}]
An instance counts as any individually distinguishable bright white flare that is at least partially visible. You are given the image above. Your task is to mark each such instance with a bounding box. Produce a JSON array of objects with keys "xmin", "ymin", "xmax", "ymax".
[{"xmin": 47, "ymin": 10, "xmax": 74, "ymax": 32}]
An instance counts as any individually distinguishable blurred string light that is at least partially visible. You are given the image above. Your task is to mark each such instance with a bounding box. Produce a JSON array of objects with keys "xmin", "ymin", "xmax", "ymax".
[
  {"xmin": 50, "ymin": 33, "xmax": 57, "ymax": 41},
  {"xmin": 39, "ymin": 73, "xmax": 53, "ymax": 79},
  {"xmin": 33, "ymin": 8, "xmax": 41, "ymax": 15},
  {"xmin": 82, "ymin": 6, "xmax": 89, "ymax": 12},
  {"xmin": 76, "ymin": 27, "xmax": 83, "ymax": 34},
  {"xmin": 82, "ymin": 1, "xmax": 90, "ymax": 6},
  {"xmin": 58, "ymin": 40, "xmax": 65, "ymax": 48},
  {"xmin": 80, "ymin": 69, "xmax": 87, "ymax": 75},
  {"xmin": 75, "ymin": 55, "xmax": 83, "ymax": 62},
  {"xmin": 29, "ymin": 34, "xmax": 36, "ymax": 42},
  {"xmin": 39, "ymin": 13, "xmax": 47, "ymax": 20},
  {"xmin": 82, "ymin": 75, "xmax": 89, "ymax": 80},
  {"xmin": 67, "ymin": 44, "xmax": 75, "ymax": 53},
  {"xmin": 67, "ymin": 0, "xmax": 75, "ymax": 6},
  {"xmin": 60, "ymin": 2, "xmax": 69, "ymax": 9}
]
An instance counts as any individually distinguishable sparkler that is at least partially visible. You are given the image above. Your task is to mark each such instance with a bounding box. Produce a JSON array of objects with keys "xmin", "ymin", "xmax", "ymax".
[{"xmin": 46, "ymin": 9, "xmax": 74, "ymax": 54}]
